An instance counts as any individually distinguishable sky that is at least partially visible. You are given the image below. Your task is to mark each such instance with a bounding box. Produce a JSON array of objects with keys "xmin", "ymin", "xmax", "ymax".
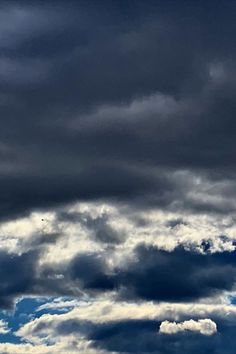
[{"xmin": 0, "ymin": 0, "xmax": 236, "ymax": 353}]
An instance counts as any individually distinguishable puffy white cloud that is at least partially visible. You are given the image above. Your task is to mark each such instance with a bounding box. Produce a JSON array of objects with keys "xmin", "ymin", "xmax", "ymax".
[{"xmin": 159, "ymin": 319, "xmax": 217, "ymax": 336}]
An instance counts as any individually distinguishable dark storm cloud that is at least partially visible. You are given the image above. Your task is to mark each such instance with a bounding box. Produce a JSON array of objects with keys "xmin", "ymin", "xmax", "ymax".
[
  {"xmin": 115, "ymin": 245, "xmax": 236, "ymax": 302},
  {"xmin": 69, "ymin": 252, "xmax": 115, "ymax": 291},
  {"xmin": 0, "ymin": 0, "xmax": 235, "ymax": 218},
  {"xmin": 0, "ymin": 165, "xmax": 174, "ymax": 221},
  {"xmin": 0, "ymin": 249, "xmax": 39, "ymax": 309},
  {"xmin": 66, "ymin": 244, "xmax": 236, "ymax": 302}
]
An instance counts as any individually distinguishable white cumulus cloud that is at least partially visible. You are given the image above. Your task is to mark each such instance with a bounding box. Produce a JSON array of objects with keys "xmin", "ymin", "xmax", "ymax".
[{"xmin": 159, "ymin": 319, "xmax": 217, "ymax": 336}]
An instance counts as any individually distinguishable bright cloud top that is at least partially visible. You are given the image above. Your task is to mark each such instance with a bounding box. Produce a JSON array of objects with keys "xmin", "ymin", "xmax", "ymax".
[{"xmin": 159, "ymin": 319, "xmax": 217, "ymax": 336}]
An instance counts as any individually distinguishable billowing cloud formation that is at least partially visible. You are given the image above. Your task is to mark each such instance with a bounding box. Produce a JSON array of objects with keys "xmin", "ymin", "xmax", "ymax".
[
  {"xmin": 0, "ymin": 1, "xmax": 235, "ymax": 221},
  {"xmin": 159, "ymin": 319, "xmax": 217, "ymax": 336}
]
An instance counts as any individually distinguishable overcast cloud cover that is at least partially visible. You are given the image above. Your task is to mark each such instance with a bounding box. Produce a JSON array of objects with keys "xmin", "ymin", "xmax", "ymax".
[{"xmin": 0, "ymin": 0, "xmax": 236, "ymax": 353}]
